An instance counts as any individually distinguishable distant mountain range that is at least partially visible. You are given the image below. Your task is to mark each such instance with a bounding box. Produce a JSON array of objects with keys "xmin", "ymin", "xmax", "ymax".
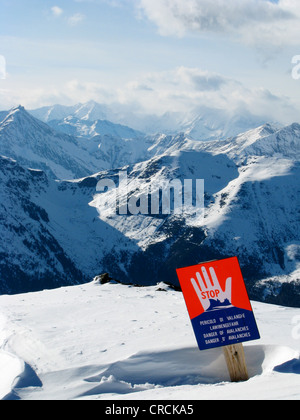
[
  {"xmin": 0, "ymin": 103, "xmax": 299, "ymax": 306},
  {"xmin": 0, "ymin": 105, "xmax": 152, "ymax": 179},
  {"xmin": 29, "ymin": 100, "xmax": 271, "ymax": 140}
]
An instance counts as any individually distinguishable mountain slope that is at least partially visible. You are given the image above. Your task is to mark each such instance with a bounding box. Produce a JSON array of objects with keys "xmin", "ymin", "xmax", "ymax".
[
  {"xmin": 0, "ymin": 156, "xmax": 83, "ymax": 293},
  {"xmin": 0, "ymin": 106, "xmax": 103, "ymax": 179},
  {"xmin": 89, "ymin": 123, "xmax": 300, "ymax": 305},
  {"xmin": 48, "ymin": 116, "xmax": 144, "ymax": 139},
  {"xmin": 0, "ymin": 105, "xmax": 156, "ymax": 178},
  {"xmin": 0, "ymin": 111, "xmax": 299, "ymax": 306},
  {"xmin": 196, "ymin": 123, "xmax": 300, "ymax": 161},
  {"xmin": 0, "ymin": 155, "xmax": 142, "ymax": 294},
  {"xmin": 0, "ymin": 111, "xmax": 8, "ymax": 124}
]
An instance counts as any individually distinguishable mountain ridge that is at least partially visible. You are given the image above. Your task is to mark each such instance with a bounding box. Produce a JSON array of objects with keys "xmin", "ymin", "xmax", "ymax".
[
  {"xmin": 0, "ymin": 103, "xmax": 299, "ymax": 306},
  {"xmin": 0, "ymin": 106, "xmax": 102, "ymax": 179},
  {"xmin": 28, "ymin": 101, "xmax": 271, "ymax": 139}
]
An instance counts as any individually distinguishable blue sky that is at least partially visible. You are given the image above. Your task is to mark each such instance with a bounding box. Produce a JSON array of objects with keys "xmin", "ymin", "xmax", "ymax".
[{"xmin": 0, "ymin": 0, "xmax": 300, "ymax": 123}]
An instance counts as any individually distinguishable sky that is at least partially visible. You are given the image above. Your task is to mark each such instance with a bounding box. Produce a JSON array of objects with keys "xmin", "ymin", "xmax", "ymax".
[{"xmin": 0, "ymin": 0, "xmax": 300, "ymax": 124}]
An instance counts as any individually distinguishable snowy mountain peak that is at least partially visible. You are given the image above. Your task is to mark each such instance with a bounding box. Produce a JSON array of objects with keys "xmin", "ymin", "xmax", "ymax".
[
  {"xmin": 0, "ymin": 105, "xmax": 102, "ymax": 179},
  {"xmin": 235, "ymin": 122, "xmax": 300, "ymax": 160},
  {"xmin": 10, "ymin": 104, "xmax": 25, "ymax": 112},
  {"xmin": 2, "ymin": 105, "xmax": 29, "ymax": 124},
  {"xmin": 48, "ymin": 115, "xmax": 144, "ymax": 140},
  {"xmin": 259, "ymin": 122, "xmax": 280, "ymax": 134},
  {"xmin": 0, "ymin": 105, "xmax": 72, "ymax": 144},
  {"xmin": 73, "ymin": 101, "xmax": 109, "ymax": 122},
  {"xmin": 1, "ymin": 105, "xmax": 45, "ymax": 138},
  {"xmin": 199, "ymin": 121, "xmax": 300, "ymax": 162},
  {"xmin": 29, "ymin": 100, "xmax": 272, "ymax": 137}
]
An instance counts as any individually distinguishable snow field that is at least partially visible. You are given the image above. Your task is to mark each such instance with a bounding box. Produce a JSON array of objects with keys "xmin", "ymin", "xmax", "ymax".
[{"xmin": 0, "ymin": 281, "xmax": 300, "ymax": 400}]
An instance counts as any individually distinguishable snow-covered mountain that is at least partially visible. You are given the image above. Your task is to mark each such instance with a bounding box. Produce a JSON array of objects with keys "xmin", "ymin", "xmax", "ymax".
[
  {"xmin": 0, "ymin": 106, "xmax": 103, "ymax": 179},
  {"xmin": 89, "ymin": 123, "xmax": 300, "ymax": 305},
  {"xmin": 0, "ymin": 154, "xmax": 143, "ymax": 294},
  {"xmin": 196, "ymin": 123, "xmax": 300, "ymax": 161},
  {"xmin": 29, "ymin": 101, "xmax": 110, "ymax": 124},
  {"xmin": 0, "ymin": 106, "xmax": 153, "ymax": 178},
  {"xmin": 47, "ymin": 116, "xmax": 144, "ymax": 140},
  {"xmin": 0, "ymin": 111, "xmax": 8, "ymax": 124},
  {"xmin": 0, "ymin": 110, "xmax": 299, "ymax": 305},
  {"xmin": 29, "ymin": 101, "xmax": 268, "ymax": 139},
  {"xmin": 0, "ymin": 156, "xmax": 82, "ymax": 293}
]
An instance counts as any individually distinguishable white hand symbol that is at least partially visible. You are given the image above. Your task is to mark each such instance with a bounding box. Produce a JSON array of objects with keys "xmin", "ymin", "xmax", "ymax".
[{"xmin": 191, "ymin": 266, "xmax": 232, "ymax": 312}]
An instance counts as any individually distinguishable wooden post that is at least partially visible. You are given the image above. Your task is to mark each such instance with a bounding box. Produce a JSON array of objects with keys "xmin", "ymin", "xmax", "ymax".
[{"xmin": 222, "ymin": 343, "xmax": 249, "ymax": 382}]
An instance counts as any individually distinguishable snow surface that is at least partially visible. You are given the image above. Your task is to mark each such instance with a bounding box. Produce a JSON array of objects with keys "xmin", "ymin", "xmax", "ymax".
[{"xmin": 0, "ymin": 281, "xmax": 299, "ymax": 400}]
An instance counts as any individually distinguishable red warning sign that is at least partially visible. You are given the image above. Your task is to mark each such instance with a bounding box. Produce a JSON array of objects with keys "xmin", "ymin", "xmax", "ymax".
[{"xmin": 176, "ymin": 257, "xmax": 260, "ymax": 350}]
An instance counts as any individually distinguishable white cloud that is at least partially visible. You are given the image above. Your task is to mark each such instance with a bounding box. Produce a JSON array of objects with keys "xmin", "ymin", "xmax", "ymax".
[
  {"xmin": 68, "ymin": 13, "xmax": 86, "ymax": 26},
  {"xmin": 51, "ymin": 6, "xmax": 64, "ymax": 17},
  {"xmin": 114, "ymin": 66, "xmax": 298, "ymax": 124},
  {"xmin": 137, "ymin": 0, "xmax": 300, "ymax": 47},
  {"xmin": 1, "ymin": 61, "xmax": 298, "ymax": 125},
  {"xmin": 64, "ymin": 79, "xmax": 114, "ymax": 102},
  {"xmin": 175, "ymin": 67, "xmax": 227, "ymax": 91},
  {"xmin": 50, "ymin": 6, "xmax": 85, "ymax": 26}
]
